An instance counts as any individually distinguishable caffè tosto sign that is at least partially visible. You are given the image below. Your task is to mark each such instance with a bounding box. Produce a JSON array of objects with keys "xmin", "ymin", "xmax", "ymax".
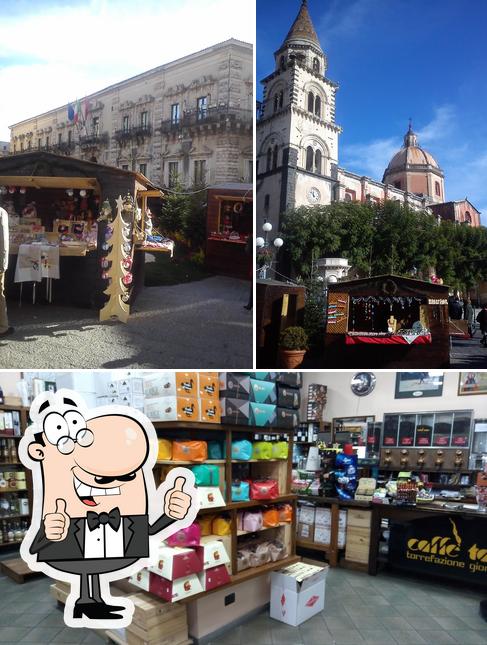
[{"xmin": 390, "ymin": 515, "xmax": 487, "ymax": 584}]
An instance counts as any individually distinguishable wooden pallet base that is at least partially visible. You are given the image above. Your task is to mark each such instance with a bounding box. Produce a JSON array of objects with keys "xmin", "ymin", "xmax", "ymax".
[{"xmin": 0, "ymin": 558, "xmax": 43, "ymax": 584}]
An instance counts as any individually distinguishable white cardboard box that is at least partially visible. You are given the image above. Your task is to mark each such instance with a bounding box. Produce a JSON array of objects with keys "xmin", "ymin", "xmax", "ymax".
[
  {"xmin": 198, "ymin": 486, "xmax": 225, "ymax": 509},
  {"xmin": 270, "ymin": 563, "xmax": 328, "ymax": 626},
  {"xmin": 313, "ymin": 526, "xmax": 330, "ymax": 545},
  {"xmin": 314, "ymin": 508, "xmax": 331, "ymax": 527},
  {"xmin": 148, "ymin": 546, "xmax": 203, "ymax": 580},
  {"xmin": 144, "ymin": 372, "xmax": 177, "ymax": 398},
  {"xmin": 144, "ymin": 396, "xmax": 178, "ymax": 421},
  {"xmin": 129, "ymin": 567, "xmax": 150, "ymax": 591},
  {"xmin": 298, "ymin": 507, "xmax": 315, "ymax": 525}
]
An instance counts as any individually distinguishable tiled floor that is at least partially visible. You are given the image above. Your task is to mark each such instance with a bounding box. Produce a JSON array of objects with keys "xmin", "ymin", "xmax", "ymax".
[{"xmin": 0, "ymin": 565, "xmax": 485, "ymax": 645}]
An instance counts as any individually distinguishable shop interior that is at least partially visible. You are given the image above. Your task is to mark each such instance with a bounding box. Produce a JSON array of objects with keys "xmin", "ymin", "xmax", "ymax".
[{"xmin": 0, "ymin": 370, "xmax": 485, "ymax": 645}]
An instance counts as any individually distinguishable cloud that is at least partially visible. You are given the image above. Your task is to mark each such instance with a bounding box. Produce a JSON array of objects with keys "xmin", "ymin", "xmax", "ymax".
[
  {"xmin": 316, "ymin": 0, "xmax": 380, "ymax": 47},
  {"xmin": 340, "ymin": 136, "xmax": 398, "ymax": 180},
  {"xmin": 0, "ymin": 0, "xmax": 255, "ymax": 140},
  {"xmin": 416, "ymin": 105, "xmax": 456, "ymax": 145}
]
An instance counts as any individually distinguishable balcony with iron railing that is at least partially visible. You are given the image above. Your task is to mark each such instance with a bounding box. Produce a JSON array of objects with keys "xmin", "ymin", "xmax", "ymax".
[
  {"xmin": 79, "ymin": 132, "xmax": 109, "ymax": 148},
  {"xmin": 113, "ymin": 125, "xmax": 152, "ymax": 143},
  {"xmin": 160, "ymin": 105, "xmax": 252, "ymax": 134}
]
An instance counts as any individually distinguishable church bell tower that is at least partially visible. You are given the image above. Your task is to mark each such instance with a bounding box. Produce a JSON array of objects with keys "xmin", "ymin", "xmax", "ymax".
[{"xmin": 257, "ymin": 0, "xmax": 342, "ymax": 231}]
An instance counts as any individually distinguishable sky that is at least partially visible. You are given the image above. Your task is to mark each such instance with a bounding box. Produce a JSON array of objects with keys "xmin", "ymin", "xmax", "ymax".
[
  {"xmin": 257, "ymin": 0, "xmax": 487, "ymax": 221},
  {"xmin": 0, "ymin": 0, "xmax": 254, "ymax": 138}
]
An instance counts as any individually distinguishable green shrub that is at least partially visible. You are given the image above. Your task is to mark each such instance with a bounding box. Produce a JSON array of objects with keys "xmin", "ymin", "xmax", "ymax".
[{"xmin": 279, "ymin": 326, "xmax": 308, "ymax": 350}]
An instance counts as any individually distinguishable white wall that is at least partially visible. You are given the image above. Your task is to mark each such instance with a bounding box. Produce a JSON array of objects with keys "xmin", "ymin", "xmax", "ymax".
[{"xmin": 302, "ymin": 371, "xmax": 487, "ymax": 423}]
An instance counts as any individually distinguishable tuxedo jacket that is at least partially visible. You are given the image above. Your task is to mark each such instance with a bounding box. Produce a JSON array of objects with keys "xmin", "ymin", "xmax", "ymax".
[{"xmin": 30, "ymin": 513, "xmax": 174, "ymax": 562}]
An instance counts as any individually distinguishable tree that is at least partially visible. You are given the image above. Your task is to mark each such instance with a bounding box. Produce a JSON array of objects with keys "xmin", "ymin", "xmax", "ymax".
[{"xmin": 158, "ymin": 176, "xmax": 192, "ymax": 239}]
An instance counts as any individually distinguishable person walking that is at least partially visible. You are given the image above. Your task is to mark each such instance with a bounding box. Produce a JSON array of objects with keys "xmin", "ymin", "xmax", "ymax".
[
  {"xmin": 464, "ymin": 297, "xmax": 475, "ymax": 337},
  {"xmin": 476, "ymin": 303, "xmax": 487, "ymax": 347},
  {"xmin": 0, "ymin": 207, "xmax": 14, "ymax": 337}
]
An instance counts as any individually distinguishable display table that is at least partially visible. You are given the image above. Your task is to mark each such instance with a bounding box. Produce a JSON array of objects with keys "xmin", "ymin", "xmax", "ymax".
[
  {"xmin": 368, "ymin": 502, "xmax": 487, "ymax": 589},
  {"xmin": 345, "ymin": 333, "xmax": 432, "ymax": 345}
]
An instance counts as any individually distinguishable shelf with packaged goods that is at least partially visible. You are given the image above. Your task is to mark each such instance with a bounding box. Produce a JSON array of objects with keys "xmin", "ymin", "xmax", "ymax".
[
  {"xmin": 237, "ymin": 522, "xmax": 290, "ymax": 537},
  {"xmin": 152, "ymin": 421, "xmax": 294, "ymax": 435},
  {"xmin": 197, "ymin": 494, "xmax": 297, "ymax": 515},
  {"xmin": 157, "ymin": 459, "xmax": 226, "ymax": 466}
]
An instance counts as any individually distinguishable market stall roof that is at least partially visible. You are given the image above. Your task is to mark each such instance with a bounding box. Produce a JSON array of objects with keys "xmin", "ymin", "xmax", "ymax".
[
  {"xmin": 327, "ymin": 274, "xmax": 450, "ymax": 294},
  {"xmin": 0, "ymin": 151, "xmax": 162, "ymax": 196}
]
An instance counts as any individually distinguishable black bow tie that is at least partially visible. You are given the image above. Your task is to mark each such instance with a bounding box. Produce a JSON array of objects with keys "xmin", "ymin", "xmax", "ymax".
[{"xmin": 86, "ymin": 507, "xmax": 121, "ymax": 532}]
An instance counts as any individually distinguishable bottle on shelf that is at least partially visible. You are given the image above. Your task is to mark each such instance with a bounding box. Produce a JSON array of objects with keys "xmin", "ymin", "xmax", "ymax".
[
  {"xmin": 7, "ymin": 522, "xmax": 14, "ymax": 542},
  {"xmin": 1, "ymin": 438, "xmax": 8, "ymax": 462},
  {"xmin": 9, "ymin": 440, "xmax": 17, "ymax": 462}
]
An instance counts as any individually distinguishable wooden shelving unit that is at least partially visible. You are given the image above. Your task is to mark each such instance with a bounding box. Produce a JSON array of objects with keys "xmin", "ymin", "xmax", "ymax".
[
  {"xmin": 151, "ymin": 421, "xmax": 298, "ymax": 598},
  {"xmin": 0, "ymin": 404, "xmax": 38, "ymax": 583}
]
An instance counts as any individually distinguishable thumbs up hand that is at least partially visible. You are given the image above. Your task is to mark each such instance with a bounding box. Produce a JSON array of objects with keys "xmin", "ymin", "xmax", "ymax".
[
  {"xmin": 44, "ymin": 498, "xmax": 70, "ymax": 541},
  {"xmin": 164, "ymin": 476, "xmax": 191, "ymax": 520}
]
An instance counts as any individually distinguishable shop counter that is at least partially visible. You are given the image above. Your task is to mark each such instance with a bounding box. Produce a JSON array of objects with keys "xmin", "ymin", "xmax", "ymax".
[{"xmin": 369, "ymin": 502, "xmax": 487, "ymax": 589}]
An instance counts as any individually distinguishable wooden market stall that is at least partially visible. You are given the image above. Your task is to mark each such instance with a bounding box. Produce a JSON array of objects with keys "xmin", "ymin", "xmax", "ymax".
[
  {"xmin": 205, "ymin": 183, "xmax": 252, "ymax": 279},
  {"xmin": 0, "ymin": 152, "xmax": 165, "ymax": 314},
  {"xmin": 324, "ymin": 274, "xmax": 450, "ymax": 367}
]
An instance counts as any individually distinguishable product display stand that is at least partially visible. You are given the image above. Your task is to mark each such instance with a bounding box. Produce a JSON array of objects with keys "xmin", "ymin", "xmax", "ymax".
[
  {"xmin": 99, "ymin": 194, "xmax": 135, "ymax": 323},
  {"xmin": 150, "ymin": 421, "xmax": 299, "ymax": 602}
]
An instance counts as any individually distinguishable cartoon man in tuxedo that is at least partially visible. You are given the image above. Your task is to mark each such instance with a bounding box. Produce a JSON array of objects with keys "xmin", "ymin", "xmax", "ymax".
[{"xmin": 19, "ymin": 390, "xmax": 198, "ymax": 628}]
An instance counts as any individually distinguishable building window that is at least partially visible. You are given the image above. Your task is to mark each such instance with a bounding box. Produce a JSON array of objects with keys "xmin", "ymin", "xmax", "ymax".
[
  {"xmin": 314, "ymin": 149, "xmax": 322, "ymax": 174},
  {"xmin": 266, "ymin": 148, "xmax": 272, "ymax": 172},
  {"xmin": 344, "ymin": 193, "xmax": 352, "ymax": 202},
  {"xmin": 168, "ymin": 161, "xmax": 178, "ymax": 187},
  {"xmin": 247, "ymin": 160, "xmax": 253, "ymax": 182},
  {"xmin": 464, "ymin": 211, "xmax": 471, "ymax": 225},
  {"xmin": 92, "ymin": 116, "xmax": 100, "ymax": 136},
  {"xmin": 279, "ymin": 90, "xmax": 284, "ymax": 109},
  {"xmin": 307, "ymin": 91, "xmax": 314, "ymax": 113},
  {"xmin": 273, "ymin": 94, "xmax": 279, "ymax": 113},
  {"xmin": 28, "ymin": 140, "xmax": 31, "ymax": 150},
  {"xmin": 197, "ymin": 96, "xmax": 208, "ymax": 120},
  {"xmin": 140, "ymin": 111, "xmax": 148, "ymax": 129},
  {"xmin": 122, "ymin": 115, "xmax": 129, "ymax": 132},
  {"xmin": 139, "ymin": 163, "xmax": 147, "ymax": 176},
  {"xmin": 45, "ymin": 136, "xmax": 49, "ymax": 149},
  {"xmin": 435, "ymin": 181, "xmax": 441, "ymax": 196},
  {"xmin": 171, "ymin": 103, "xmax": 180, "ymax": 124},
  {"xmin": 394, "ymin": 181, "xmax": 401, "ymax": 189},
  {"xmin": 313, "ymin": 58, "xmax": 320, "ymax": 73},
  {"xmin": 280, "ymin": 56, "xmax": 285, "ymax": 70},
  {"xmin": 194, "ymin": 159, "xmax": 207, "ymax": 184},
  {"xmin": 315, "ymin": 95, "xmax": 321, "ymax": 118},
  {"xmin": 13, "ymin": 144, "xmax": 16, "ymax": 153},
  {"xmin": 68, "ymin": 130, "xmax": 72, "ymax": 145},
  {"xmin": 264, "ymin": 194, "xmax": 270, "ymax": 211},
  {"xmin": 20, "ymin": 141, "xmax": 24, "ymax": 151},
  {"xmin": 272, "ymin": 145, "xmax": 278, "ymax": 169},
  {"xmin": 306, "ymin": 146, "xmax": 313, "ymax": 171},
  {"xmin": 121, "ymin": 164, "xmax": 129, "ymax": 171},
  {"xmin": 38, "ymin": 138, "xmax": 41, "ymax": 149}
]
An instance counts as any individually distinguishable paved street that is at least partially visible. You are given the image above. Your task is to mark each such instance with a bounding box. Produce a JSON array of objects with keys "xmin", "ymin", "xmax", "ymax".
[
  {"xmin": 451, "ymin": 332, "xmax": 487, "ymax": 367},
  {"xmin": 0, "ymin": 276, "xmax": 252, "ymax": 368}
]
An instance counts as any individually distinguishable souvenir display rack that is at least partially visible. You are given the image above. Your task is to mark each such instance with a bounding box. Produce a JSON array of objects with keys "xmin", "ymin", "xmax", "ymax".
[
  {"xmin": 148, "ymin": 420, "xmax": 299, "ymax": 601},
  {"xmin": 324, "ymin": 274, "xmax": 450, "ymax": 367}
]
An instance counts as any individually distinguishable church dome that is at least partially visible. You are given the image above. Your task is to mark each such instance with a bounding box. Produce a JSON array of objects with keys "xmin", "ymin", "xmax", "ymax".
[{"xmin": 384, "ymin": 124, "xmax": 440, "ymax": 176}]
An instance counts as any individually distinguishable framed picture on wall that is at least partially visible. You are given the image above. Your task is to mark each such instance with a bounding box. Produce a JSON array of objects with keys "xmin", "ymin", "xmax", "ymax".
[
  {"xmin": 395, "ymin": 372, "xmax": 444, "ymax": 399},
  {"xmin": 458, "ymin": 372, "xmax": 487, "ymax": 396}
]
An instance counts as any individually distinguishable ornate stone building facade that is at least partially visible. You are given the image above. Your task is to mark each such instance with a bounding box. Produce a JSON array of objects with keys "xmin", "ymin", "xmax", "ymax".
[
  {"xmin": 9, "ymin": 39, "xmax": 253, "ymax": 188},
  {"xmin": 257, "ymin": 1, "xmax": 480, "ymax": 231}
]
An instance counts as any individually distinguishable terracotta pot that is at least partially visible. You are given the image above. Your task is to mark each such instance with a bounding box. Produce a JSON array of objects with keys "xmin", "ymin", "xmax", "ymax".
[{"xmin": 278, "ymin": 348, "xmax": 306, "ymax": 369}]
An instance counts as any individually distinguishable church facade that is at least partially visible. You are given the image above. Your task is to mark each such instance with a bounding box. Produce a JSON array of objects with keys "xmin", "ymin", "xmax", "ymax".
[{"xmin": 257, "ymin": 1, "xmax": 480, "ymax": 232}]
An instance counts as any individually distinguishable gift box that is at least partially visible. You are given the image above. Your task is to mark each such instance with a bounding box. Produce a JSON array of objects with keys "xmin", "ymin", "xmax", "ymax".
[
  {"xmin": 276, "ymin": 372, "xmax": 302, "ymax": 388},
  {"xmin": 197, "ymin": 564, "xmax": 231, "ymax": 591},
  {"xmin": 249, "ymin": 402, "xmax": 277, "ymax": 427},
  {"xmin": 111, "ymin": 377, "xmax": 144, "ymax": 395},
  {"xmin": 177, "ymin": 397, "xmax": 200, "ymax": 421},
  {"xmin": 176, "ymin": 372, "xmax": 198, "ymax": 397},
  {"xmin": 277, "ymin": 385, "xmax": 301, "ymax": 410},
  {"xmin": 200, "ymin": 398, "xmax": 221, "ymax": 423},
  {"xmin": 198, "ymin": 372, "xmax": 219, "ymax": 399},
  {"xmin": 144, "ymin": 372, "xmax": 177, "ymax": 398},
  {"xmin": 149, "ymin": 546, "xmax": 203, "ymax": 580},
  {"xmin": 253, "ymin": 372, "xmax": 278, "ymax": 381},
  {"xmin": 220, "ymin": 397, "xmax": 250, "ymax": 425},
  {"xmin": 249, "ymin": 378, "xmax": 277, "ymax": 404},
  {"xmin": 144, "ymin": 396, "xmax": 178, "ymax": 422},
  {"xmin": 219, "ymin": 373, "xmax": 251, "ymax": 399},
  {"xmin": 149, "ymin": 572, "xmax": 203, "ymax": 602},
  {"xmin": 195, "ymin": 539, "xmax": 230, "ymax": 569},
  {"xmin": 130, "ymin": 568, "xmax": 150, "ymax": 591},
  {"xmin": 276, "ymin": 407, "xmax": 299, "ymax": 429}
]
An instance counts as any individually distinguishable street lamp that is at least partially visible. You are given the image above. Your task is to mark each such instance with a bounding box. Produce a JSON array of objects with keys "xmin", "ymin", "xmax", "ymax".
[{"xmin": 256, "ymin": 221, "xmax": 284, "ymax": 279}]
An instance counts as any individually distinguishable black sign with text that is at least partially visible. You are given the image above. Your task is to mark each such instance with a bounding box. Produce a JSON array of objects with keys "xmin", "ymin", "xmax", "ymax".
[{"xmin": 389, "ymin": 514, "xmax": 487, "ymax": 586}]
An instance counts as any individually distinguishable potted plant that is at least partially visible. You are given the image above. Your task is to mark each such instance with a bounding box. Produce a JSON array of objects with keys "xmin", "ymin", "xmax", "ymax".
[{"xmin": 278, "ymin": 326, "xmax": 308, "ymax": 368}]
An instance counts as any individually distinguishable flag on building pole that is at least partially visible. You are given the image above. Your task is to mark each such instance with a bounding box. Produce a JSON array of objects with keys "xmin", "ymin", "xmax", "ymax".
[{"xmin": 67, "ymin": 102, "xmax": 75, "ymax": 122}]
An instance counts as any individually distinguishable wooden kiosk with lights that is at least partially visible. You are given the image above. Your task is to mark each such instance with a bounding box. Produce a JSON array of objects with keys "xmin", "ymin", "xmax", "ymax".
[
  {"xmin": 0, "ymin": 152, "xmax": 163, "ymax": 311},
  {"xmin": 205, "ymin": 183, "xmax": 252, "ymax": 279},
  {"xmin": 324, "ymin": 275, "xmax": 450, "ymax": 368}
]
